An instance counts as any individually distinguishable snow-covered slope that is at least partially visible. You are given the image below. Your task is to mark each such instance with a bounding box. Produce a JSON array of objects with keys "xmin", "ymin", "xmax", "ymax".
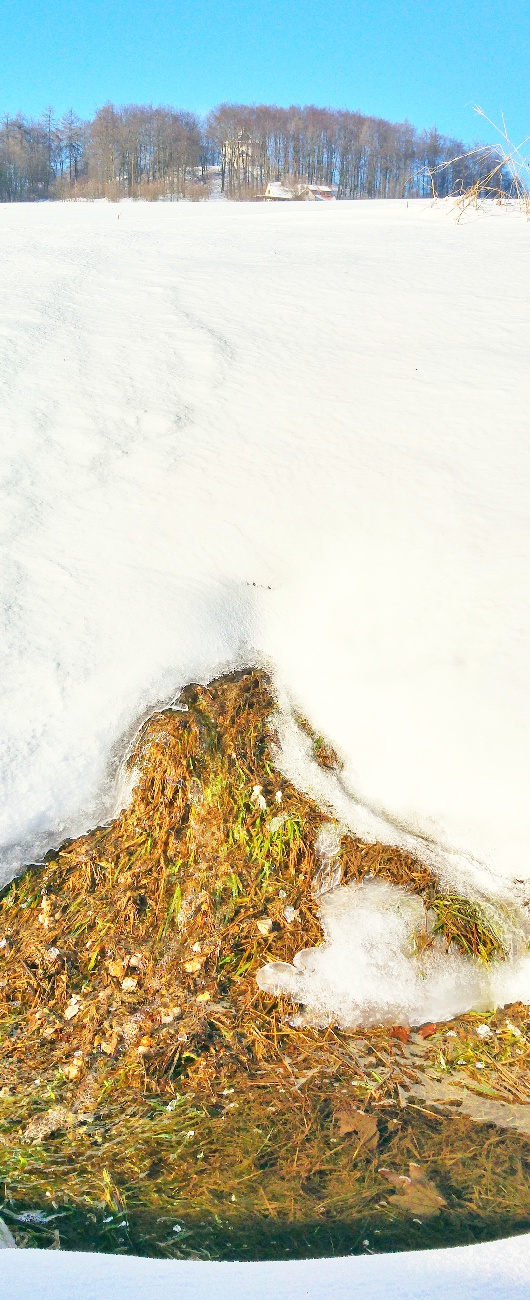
[
  {"xmin": 3, "ymin": 1235, "xmax": 530, "ymax": 1299},
  {"xmin": 1, "ymin": 197, "xmax": 529, "ymax": 960}
]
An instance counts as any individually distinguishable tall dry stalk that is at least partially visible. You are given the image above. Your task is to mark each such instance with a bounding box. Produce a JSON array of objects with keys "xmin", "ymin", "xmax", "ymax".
[{"xmin": 429, "ymin": 106, "xmax": 530, "ymax": 218}]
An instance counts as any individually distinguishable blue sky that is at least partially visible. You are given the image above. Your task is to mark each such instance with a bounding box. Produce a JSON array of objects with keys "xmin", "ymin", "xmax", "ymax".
[{"xmin": 1, "ymin": 0, "xmax": 528, "ymax": 145}]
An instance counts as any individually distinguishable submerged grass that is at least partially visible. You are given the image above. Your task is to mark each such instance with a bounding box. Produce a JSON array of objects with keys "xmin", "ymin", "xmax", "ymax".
[
  {"xmin": 1, "ymin": 668, "xmax": 530, "ymax": 1256},
  {"xmin": 3, "ymin": 1100, "xmax": 530, "ymax": 1259}
]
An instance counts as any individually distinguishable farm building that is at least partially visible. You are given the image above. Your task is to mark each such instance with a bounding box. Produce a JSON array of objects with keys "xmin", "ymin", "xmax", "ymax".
[{"xmin": 259, "ymin": 181, "xmax": 337, "ymax": 201}]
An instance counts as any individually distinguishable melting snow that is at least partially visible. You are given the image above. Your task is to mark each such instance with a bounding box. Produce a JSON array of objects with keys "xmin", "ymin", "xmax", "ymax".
[{"xmin": 257, "ymin": 876, "xmax": 530, "ymax": 1028}]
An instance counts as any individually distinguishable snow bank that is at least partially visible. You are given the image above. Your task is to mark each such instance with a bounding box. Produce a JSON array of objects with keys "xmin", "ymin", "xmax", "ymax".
[
  {"xmin": 1, "ymin": 198, "xmax": 530, "ymax": 1018},
  {"xmin": 3, "ymin": 1236, "xmax": 530, "ymax": 1300}
]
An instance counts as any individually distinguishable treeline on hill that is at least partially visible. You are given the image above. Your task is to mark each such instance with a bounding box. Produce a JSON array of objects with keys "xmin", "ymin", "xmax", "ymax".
[{"xmin": 0, "ymin": 101, "xmax": 502, "ymax": 202}]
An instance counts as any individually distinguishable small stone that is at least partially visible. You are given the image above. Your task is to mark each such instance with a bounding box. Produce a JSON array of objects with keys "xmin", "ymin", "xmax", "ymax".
[
  {"xmin": 160, "ymin": 1006, "xmax": 181, "ymax": 1024},
  {"xmin": 283, "ymin": 906, "xmax": 298, "ymax": 924},
  {"xmin": 62, "ymin": 1063, "xmax": 81, "ymax": 1080},
  {"xmin": 22, "ymin": 1106, "xmax": 75, "ymax": 1144},
  {"xmin": 120, "ymin": 1014, "xmax": 144, "ymax": 1045},
  {"xmin": 184, "ymin": 957, "xmax": 203, "ymax": 974},
  {"xmin": 121, "ymin": 976, "xmax": 138, "ymax": 992},
  {"xmin": 256, "ymin": 917, "xmax": 273, "ymax": 936},
  {"xmin": 64, "ymin": 998, "xmax": 80, "ymax": 1021},
  {"xmin": 476, "ymin": 1024, "xmax": 492, "ymax": 1038}
]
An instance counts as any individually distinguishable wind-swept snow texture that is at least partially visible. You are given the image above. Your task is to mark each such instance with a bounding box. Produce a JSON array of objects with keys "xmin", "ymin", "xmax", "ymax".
[
  {"xmin": 3, "ymin": 1236, "xmax": 530, "ymax": 1300},
  {"xmin": 1, "ymin": 202, "xmax": 529, "ymax": 914}
]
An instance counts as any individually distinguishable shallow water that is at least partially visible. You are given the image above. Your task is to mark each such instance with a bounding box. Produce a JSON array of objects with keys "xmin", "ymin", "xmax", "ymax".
[{"xmin": 4, "ymin": 1107, "xmax": 530, "ymax": 1260}]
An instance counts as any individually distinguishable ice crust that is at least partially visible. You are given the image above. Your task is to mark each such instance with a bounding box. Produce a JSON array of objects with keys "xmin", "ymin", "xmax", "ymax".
[
  {"xmin": 257, "ymin": 876, "xmax": 530, "ymax": 1028},
  {"xmin": 2, "ymin": 198, "xmax": 530, "ymax": 1029}
]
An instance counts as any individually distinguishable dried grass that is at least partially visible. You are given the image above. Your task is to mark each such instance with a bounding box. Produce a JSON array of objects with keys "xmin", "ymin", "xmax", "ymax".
[
  {"xmin": 1, "ymin": 668, "xmax": 530, "ymax": 1256},
  {"xmin": 428, "ymin": 107, "xmax": 530, "ymax": 219}
]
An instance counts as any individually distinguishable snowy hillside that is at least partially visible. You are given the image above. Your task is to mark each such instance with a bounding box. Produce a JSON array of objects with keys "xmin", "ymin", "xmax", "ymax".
[{"xmin": 2, "ymin": 198, "xmax": 528, "ymax": 883}]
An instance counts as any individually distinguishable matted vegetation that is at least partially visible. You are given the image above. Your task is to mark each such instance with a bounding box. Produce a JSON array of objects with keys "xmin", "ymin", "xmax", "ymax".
[{"xmin": 1, "ymin": 668, "xmax": 530, "ymax": 1257}]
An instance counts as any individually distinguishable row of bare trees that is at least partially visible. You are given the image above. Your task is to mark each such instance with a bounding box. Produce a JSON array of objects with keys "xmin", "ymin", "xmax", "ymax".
[
  {"xmin": 209, "ymin": 104, "xmax": 502, "ymax": 199},
  {"xmin": 0, "ymin": 101, "xmax": 501, "ymax": 202},
  {"xmin": 0, "ymin": 105, "xmax": 208, "ymax": 201}
]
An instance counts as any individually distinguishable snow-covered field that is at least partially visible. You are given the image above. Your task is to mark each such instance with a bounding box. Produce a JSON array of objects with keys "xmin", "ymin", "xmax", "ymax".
[
  {"xmin": 1, "ymin": 194, "xmax": 530, "ymax": 1293},
  {"xmin": 3, "ymin": 1234, "xmax": 530, "ymax": 1300},
  {"xmin": 3, "ymin": 196, "xmax": 529, "ymax": 870}
]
